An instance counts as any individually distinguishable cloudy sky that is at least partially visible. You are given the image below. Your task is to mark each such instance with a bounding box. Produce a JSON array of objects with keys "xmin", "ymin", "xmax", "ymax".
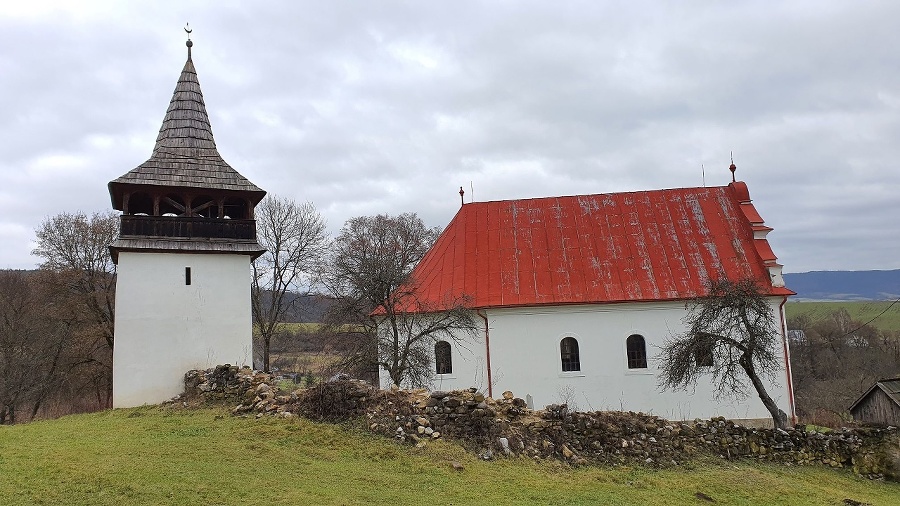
[{"xmin": 2, "ymin": 1, "xmax": 899, "ymax": 273}]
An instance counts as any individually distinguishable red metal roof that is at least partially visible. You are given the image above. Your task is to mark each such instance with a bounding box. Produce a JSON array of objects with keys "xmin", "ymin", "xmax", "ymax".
[{"xmin": 405, "ymin": 181, "xmax": 792, "ymax": 310}]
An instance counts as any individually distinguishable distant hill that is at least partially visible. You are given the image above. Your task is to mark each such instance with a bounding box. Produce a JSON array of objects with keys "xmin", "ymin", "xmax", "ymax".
[
  {"xmin": 255, "ymin": 292, "xmax": 335, "ymax": 323},
  {"xmin": 783, "ymin": 270, "xmax": 900, "ymax": 301}
]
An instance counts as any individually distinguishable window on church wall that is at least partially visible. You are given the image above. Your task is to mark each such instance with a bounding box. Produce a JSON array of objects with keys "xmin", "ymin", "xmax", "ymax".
[
  {"xmin": 560, "ymin": 337, "xmax": 580, "ymax": 372},
  {"xmin": 435, "ymin": 341, "xmax": 452, "ymax": 375},
  {"xmin": 694, "ymin": 333, "xmax": 715, "ymax": 367},
  {"xmin": 160, "ymin": 194, "xmax": 186, "ymax": 217},
  {"xmin": 128, "ymin": 192, "xmax": 153, "ymax": 215},
  {"xmin": 626, "ymin": 334, "xmax": 648, "ymax": 369}
]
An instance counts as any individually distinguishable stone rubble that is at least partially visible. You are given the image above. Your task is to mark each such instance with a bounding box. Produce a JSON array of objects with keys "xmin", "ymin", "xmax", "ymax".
[{"xmin": 181, "ymin": 366, "xmax": 900, "ymax": 480}]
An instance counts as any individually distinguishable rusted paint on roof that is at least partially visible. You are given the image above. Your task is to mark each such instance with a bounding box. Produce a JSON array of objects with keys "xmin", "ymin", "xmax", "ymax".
[{"xmin": 406, "ymin": 182, "xmax": 792, "ymax": 310}]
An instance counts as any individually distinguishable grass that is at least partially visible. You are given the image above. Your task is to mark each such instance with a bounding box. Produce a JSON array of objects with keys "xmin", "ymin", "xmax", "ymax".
[
  {"xmin": 270, "ymin": 322, "xmax": 323, "ymax": 333},
  {"xmin": 256, "ymin": 322, "xmax": 363, "ymax": 333},
  {"xmin": 1, "ymin": 407, "xmax": 897, "ymax": 505},
  {"xmin": 785, "ymin": 301, "xmax": 900, "ymax": 333}
]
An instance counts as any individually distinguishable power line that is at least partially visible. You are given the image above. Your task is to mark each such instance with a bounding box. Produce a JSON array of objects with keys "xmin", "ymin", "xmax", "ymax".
[{"xmin": 835, "ymin": 296, "xmax": 900, "ymax": 339}]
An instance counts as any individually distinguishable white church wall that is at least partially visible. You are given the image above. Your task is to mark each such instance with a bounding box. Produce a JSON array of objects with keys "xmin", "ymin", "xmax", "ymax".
[
  {"xmin": 384, "ymin": 300, "xmax": 793, "ymax": 423},
  {"xmin": 113, "ymin": 252, "xmax": 253, "ymax": 408},
  {"xmin": 376, "ymin": 317, "xmax": 486, "ymax": 391}
]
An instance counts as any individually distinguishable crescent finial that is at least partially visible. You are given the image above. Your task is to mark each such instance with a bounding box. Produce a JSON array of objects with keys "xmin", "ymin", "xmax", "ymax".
[{"xmin": 184, "ymin": 23, "xmax": 192, "ymax": 40}]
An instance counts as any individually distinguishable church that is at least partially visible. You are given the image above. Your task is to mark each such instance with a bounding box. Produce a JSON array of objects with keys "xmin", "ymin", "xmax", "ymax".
[
  {"xmin": 379, "ymin": 176, "xmax": 796, "ymax": 425},
  {"xmin": 105, "ymin": 31, "xmax": 794, "ymax": 424}
]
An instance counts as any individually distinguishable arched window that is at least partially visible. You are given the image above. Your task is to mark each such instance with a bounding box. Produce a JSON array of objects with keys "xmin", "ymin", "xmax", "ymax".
[
  {"xmin": 626, "ymin": 334, "xmax": 648, "ymax": 369},
  {"xmin": 127, "ymin": 192, "xmax": 153, "ymax": 215},
  {"xmin": 435, "ymin": 341, "xmax": 452, "ymax": 375},
  {"xmin": 560, "ymin": 337, "xmax": 580, "ymax": 372},
  {"xmin": 694, "ymin": 333, "xmax": 715, "ymax": 367}
]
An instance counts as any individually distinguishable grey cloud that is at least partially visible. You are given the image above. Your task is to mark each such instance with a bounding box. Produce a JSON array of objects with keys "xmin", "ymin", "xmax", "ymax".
[{"xmin": 1, "ymin": 1, "xmax": 899, "ymax": 273}]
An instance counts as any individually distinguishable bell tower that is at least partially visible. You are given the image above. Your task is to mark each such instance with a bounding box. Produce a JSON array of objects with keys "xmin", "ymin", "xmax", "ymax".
[{"xmin": 108, "ymin": 32, "xmax": 266, "ymax": 408}]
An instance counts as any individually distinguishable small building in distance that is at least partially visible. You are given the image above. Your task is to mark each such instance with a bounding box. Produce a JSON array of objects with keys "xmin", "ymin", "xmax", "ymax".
[{"xmin": 849, "ymin": 378, "xmax": 900, "ymax": 426}]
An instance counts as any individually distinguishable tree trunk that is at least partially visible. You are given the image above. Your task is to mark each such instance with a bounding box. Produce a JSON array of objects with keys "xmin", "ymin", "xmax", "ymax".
[
  {"xmin": 389, "ymin": 368, "xmax": 402, "ymax": 388},
  {"xmin": 263, "ymin": 334, "xmax": 271, "ymax": 372},
  {"xmin": 741, "ymin": 354, "xmax": 788, "ymax": 429}
]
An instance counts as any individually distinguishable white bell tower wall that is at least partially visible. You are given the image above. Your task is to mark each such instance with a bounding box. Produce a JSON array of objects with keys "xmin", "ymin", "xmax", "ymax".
[{"xmin": 112, "ymin": 251, "xmax": 252, "ymax": 408}]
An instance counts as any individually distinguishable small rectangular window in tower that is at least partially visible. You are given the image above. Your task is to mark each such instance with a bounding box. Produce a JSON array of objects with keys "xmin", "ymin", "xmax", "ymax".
[{"xmin": 185, "ymin": 267, "xmax": 192, "ymax": 286}]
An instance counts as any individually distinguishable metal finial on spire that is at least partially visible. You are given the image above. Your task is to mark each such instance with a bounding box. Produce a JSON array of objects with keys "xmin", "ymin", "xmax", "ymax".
[
  {"xmin": 185, "ymin": 23, "xmax": 193, "ymax": 61},
  {"xmin": 728, "ymin": 151, "xmax": 737, "ymax": 182},
  {"xmin": 459, "ymin": 186, "xmax": 465, "ymax": 206}
]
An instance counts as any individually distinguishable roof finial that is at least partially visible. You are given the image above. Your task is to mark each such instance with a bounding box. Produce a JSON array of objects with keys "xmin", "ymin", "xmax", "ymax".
[
  {"xmin": 185, "ymin": 23, "xmax": 193, "ymax": 61},
  {"xmin": 728, "ymin": 151, "xmax": 737, "ymax": 182},
  {"xmin": 459, "ymin": 186, "xmax": 465, "ymax": 206}
]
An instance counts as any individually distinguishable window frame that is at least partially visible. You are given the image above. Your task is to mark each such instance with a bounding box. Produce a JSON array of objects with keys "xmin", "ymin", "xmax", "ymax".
[
  {"xmin": 626, "ymin": 334, "xmax": 648, "ymax": 369},
  {"xmin": 694, "ymin": 333, "xmax": 716, "ymax": 367},
  {"xmin": 434, "ymin": 340, "xmax": 452, "ymax": 376},
  {"xmin": 559, "ymin": 336, "xmax": 581, "ymax": 373}
]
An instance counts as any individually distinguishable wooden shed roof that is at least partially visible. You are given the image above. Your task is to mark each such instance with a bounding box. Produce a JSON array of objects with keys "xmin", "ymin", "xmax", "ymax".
[
  {"xmin": 109, "ymin": 44, "xmax": 265, "ymax": 209},
  {"xmin": 849, "ymin": 377, "xmax": 900, "ymax": 412}
]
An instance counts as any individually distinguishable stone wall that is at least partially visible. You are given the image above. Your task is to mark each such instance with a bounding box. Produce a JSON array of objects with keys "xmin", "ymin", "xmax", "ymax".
[{"xmin": 181, "ymin": 366, "xmax": 900, "ymax": 480}]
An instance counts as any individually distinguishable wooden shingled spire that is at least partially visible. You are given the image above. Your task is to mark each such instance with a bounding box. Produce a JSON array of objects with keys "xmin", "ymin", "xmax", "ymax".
[{"xmin": 108, "ymin": 35, "xmax": 265, "ymax": 211}]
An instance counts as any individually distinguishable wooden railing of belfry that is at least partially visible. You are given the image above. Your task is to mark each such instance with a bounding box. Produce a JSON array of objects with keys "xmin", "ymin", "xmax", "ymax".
[{"xmin": 119, "ymin": 215, "xmax": 256, "ymax": 241}]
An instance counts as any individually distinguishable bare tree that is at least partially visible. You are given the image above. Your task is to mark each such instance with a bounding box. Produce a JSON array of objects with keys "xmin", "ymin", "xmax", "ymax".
[
  {"xmin": 321, "ymin": 213, "xmax": 477, "ymax": 387},
  {"xmin": 0, "ymin": 271, "xmax": 70, "ymax": 424},
  {"xmin": 657, "ymin": 278, "xmax": 790, "ymax": 429},
  {"xmin": 0, "ymin": 268, "xmax": 114, "ymax": 423},
  {"xmin": 788, "ymin": 310, "xmax": 899, "ymax": 426},
  {"xmin": 375, "ymin": 290, "xmax": 479, "ymax": 388},
  {"xmin": 252, "ymin": 195, "xmax": 328, "ymax": 372},
  {"xmin": 32, "ymin": 211, "xmax": 118, "ymax": 350}
]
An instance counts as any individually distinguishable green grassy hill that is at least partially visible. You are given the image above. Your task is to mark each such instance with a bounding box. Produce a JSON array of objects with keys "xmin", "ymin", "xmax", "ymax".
[
  {"xmin": 785, "ymin": 301, "xmax": 900, "ymax": 332},
  {"xmin": 0, "ymin": 406, "xmax": 896, "ymax": 505}
]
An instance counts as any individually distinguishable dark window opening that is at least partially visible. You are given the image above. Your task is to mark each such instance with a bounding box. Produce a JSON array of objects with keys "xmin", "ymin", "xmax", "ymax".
[
  {"xmin": 560, "ymin": 337, "xmax": 580, "ymax": 372},
  {"xmin": 435, "ymin": 341, "xmax": 452, "ymax": 375},
  {"xmin": 128, "ymin": 192, "xmax": 153, "ymax": 215},
  {"xmin": 223, "ymin": 197, "xmax": 248, "ymax": 220},
  {"xmin": 626, "ymin": 334, "xmax": 648, "ymax": 369},
  {"xmin": 160, "ymin": 194, "xmax": 186, "ymax": 217},
  {"xmin": 191, "ymin": 195, "xmax": 217, "ymax": 218},
  {"xmin": 694, "ymin": 334, "xmax": 715, "ymax": 367},
  {"xmin": 185, "ymin": 267, "xmax": 191, "ymax": 286}
]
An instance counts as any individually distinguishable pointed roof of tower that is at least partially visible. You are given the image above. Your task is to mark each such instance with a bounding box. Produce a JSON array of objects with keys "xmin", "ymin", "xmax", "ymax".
[{"xmin": 109, "ymin": 37, "xmax": 264, "ymax": 209}]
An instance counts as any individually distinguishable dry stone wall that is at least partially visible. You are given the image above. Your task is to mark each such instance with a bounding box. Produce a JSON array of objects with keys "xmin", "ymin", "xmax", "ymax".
[{"xmin": 181, "ymin": 366, "xmax": 900, "ymax": 480}]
